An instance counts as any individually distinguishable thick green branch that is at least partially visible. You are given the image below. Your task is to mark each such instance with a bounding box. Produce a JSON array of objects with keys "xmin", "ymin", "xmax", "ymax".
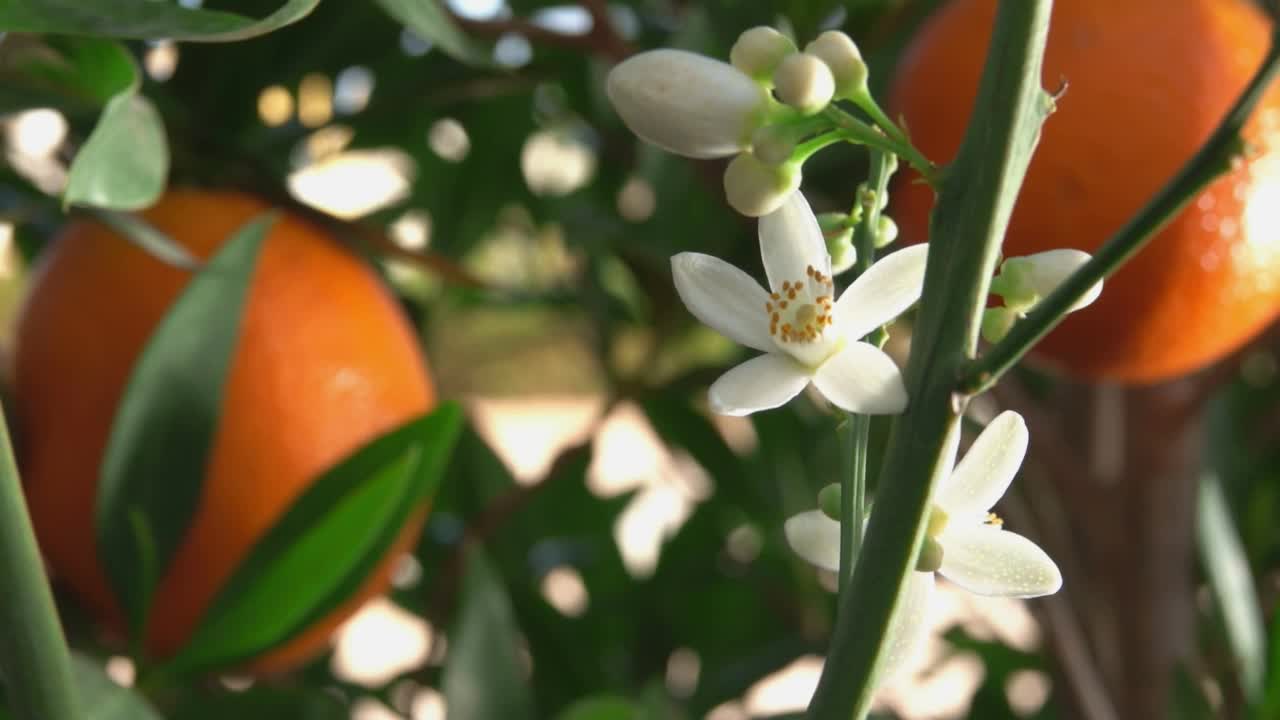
[
  {"xmin": 959, "ymin": 30, "xmax": 1280, "ymax": 396},
  {"xmin": 0, "ymin": 405, "xmax": 81, "ymax": 720},
  {"xmin": 807, "ymin": 1, "xmax": 1055, "ymax": 718}
]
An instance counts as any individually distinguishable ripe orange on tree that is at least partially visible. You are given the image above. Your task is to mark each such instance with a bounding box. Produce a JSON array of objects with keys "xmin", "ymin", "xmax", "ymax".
[
  {"xmin": 12, "ymin": 188, "xmax": 436, "ymax": 673},
  {"xmin": 890, "ymin": 0, "xmax": 1280, "ymax": 383}
]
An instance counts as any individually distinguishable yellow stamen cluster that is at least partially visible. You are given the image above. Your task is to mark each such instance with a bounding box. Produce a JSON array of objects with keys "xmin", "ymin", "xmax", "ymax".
[
  {"xmin": 766, "ymin": 265, "xmax": 834, "ymax": 343},
  {"xmin": 985, "ymin": 512, "xmax": 1004, "ymax": 528}
]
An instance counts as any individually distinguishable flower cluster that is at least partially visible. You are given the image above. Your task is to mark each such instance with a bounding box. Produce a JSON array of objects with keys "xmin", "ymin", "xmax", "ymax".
[
  {"xmin": 605, "ymin": 22, "xmax": 1107, "ymax": 692},
  {"xmin": 785, "ymin": 411, "xmax": 1062, "ymax": 680},
  {"xmin": 607, "ymin": 27, "xmax": 868, "ymax": 217}
]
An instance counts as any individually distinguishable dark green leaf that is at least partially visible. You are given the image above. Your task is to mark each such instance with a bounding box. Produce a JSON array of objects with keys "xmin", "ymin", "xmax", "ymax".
[
  {"xmin": 0, "ymin": 0, "xmax": 320, "ymax": 42},
  {"xmin": 71, "ymin": 653, "xmax": 163, "ymax": 720},
  {"xmin": 1198, "ymin": 472, "xmax": 1266, "ymax": 702},
  {"xmin": 556, "ymin": 696, "xmax": 639, "ymax": 720},
  {"xmin": 444, "ymin": 549, "xmax": 535, "ymax": 720},
  {"xmin": 168, "ymin": 403, "xmax": 463, "ymax": 674},
  {"xmin": 63, "ymin": 92, "xmax": 168, "ymax": 211},
  {"xmin": 0, "ymin": 36, "xmax": 135, "ymax": 111},
  {"xmin": 95, "ymin": 214, "xmax": 274, "ymax": 636},
  {"xmin": 373, "ymin": 0, "xmax": 490, "ymax": 66}
]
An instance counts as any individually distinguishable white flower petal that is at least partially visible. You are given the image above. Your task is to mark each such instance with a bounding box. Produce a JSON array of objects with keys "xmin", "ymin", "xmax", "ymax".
[
  {"xmin": 1021, "ymin": 248, "xmax": 1102, "ymax": 312},
  {"xmin": 708, "ymin": 353, "xmax": 810, "ymax": 416},
  {"xmin": 783, "ymin": 510, "xmax": 841, "ymax": 573},
  {"xmin": 834, "ymin": 243, "xmax": 929, "ymax": 340},
  {"xmin": 671, "ymin": 252, "xmax": 774, "ymax": 353},
  {"xmin": 879, "ymin": 571, "xmax": 936, "ymax": 683},
  {"xmin": 759, "ymin": 191, "xmax": 831, "ymax": 289},
  {"xmin": 606, "ymin": 49, "xmax": 767, "ymax": 158},
  {"xmin": 936, "ymin": 410, "xmax": 1027, "ymax": 518},
  {"xmin": 811, "ymin": 342, "xmax": 907, "ymax": 414},
  {"xmin": 937, "ymin": 524, "xmax": 1062, "ymax": 598}
]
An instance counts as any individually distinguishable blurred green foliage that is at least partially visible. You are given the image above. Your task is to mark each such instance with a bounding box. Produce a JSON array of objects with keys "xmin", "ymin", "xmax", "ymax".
[{"xmin": 1, "ymin": 1, "xmax": 1279, "ymax": 719}]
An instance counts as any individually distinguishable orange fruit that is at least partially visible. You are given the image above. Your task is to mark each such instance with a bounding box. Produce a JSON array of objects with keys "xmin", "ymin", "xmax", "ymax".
[
  {"xmin": 890, "ymin": 0, "xmax": 1280, "ymax": 383},
  {"xmin": 12, "ymin": 189, "xmax": 435, "ymax": 673}
]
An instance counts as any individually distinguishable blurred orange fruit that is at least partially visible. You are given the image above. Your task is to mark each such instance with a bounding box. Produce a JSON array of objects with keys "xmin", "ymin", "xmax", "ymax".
[
  {"xmin": 13, "ymin": 188, "xmax": 435, "ymax": 673},
  {"xmin": 890, "ymin": 0, "xmax": 1280, "ymax": 383}
]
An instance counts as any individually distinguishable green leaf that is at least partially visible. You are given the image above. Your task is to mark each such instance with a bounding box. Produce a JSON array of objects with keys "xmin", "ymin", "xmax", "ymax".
[
  {"xmin": 556, "ymin": 696, "xmax": 639, "ymax": 720},
  {"xmin": 71, "ymin": 653, "xmax": 163, "ymax": 720},
  {"xmin": 373, "ymin": 0, "xmax": 490, "ymax": 66},
  {"xmin": 1198, "ymin": 472, "xmax": 1266, "ymax": 703},
  {"xmin": 0, "ymin": 0, "xmax": 320, "ymax": 42},
  {"xmin": 63, "ymin": 92, "xmax": 168, "ymax": 211},
  {"xmin": 443, "ymin": 549, "xmax": 535, "ymax": 720},
  {"xmin": 0, "ymin": 36, "xmax": 136, "ymax": 111},
  {"xmin": 95, "ymin": 214, "xmax": 274, "ymax": 637},
  {"xmin": 168, "ymin": 403, "xmax": 463, "ymax": 674}
]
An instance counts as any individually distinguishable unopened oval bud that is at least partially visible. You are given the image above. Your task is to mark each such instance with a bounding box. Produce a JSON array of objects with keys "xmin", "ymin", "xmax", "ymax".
[
  {"xmin": 772, "ymin": 53, "xmax": 835, "ymax": 116},
  {"xmin": 751, "ymin": 125, "xmax": 796, "ymax": 165},
  {"xmin": 818, "ymin": 483, "xmax": 841, "ymax": 520},
  {"xmin": 607, "ymin": 49, "xmax": 770, "ymax": 158},
  {"xmin": 723, "ymin": 152, "xmax": 801, "ymax": 217},
  {"xmin": 874, "ymin": 215, "xmax": 899, "ymax": 248},
  {"xmin": 1014, "ymin": 248, "xmax": 1102, "ymax": 313},
  {"xmin": 731, "ymin": 26, "xmax": 796, "ymax": 81},
  {"xmin": 805, "ymin": 31, "xmax": 868, "ymax": 99}
]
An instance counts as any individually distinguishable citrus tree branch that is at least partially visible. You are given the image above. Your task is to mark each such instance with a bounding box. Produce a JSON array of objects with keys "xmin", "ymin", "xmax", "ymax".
[
  {"xmin": 806, "ymin": 1, "xmax": 1055, "ymax": 717},
  {"xmin": 959, "ymin": 29, "xmax": 1280, "ymax": 396},
  {"xmin": 0, "ymin": 403, "xmax": 81, "ymax": 720}
]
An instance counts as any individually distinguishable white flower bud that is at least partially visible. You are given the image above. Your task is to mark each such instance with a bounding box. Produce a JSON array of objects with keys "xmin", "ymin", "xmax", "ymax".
[
  {"xmin": 772, "ymin": 53, "xmax": 835, "ymax": 116},
  {"xmin": 607, "ymin": 49, "xmax": 770, "ymax": 158},
  {"xmin": 805, "ymin": 31, "xmax": 868, "ymax": 99},
  {"xmin": 731, "ymin": 26, "xmax": 797, "ymax": 81},
  {"xmin": 723, "ymin": 152, "xmax": 801, "ymax": 217},
  {"xmin": 999, "ymin": 248, "xmax": 1101, "ymax": 314}
]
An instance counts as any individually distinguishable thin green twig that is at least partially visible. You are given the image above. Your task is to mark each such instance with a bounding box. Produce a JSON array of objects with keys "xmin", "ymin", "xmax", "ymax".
[
  {"xmin": 959, "ymin": 30, "xmax": 1280, "ymax": 396},
  {"xmin": 824, "ymin": 105, "xmax": 936, "ymax": 185}
]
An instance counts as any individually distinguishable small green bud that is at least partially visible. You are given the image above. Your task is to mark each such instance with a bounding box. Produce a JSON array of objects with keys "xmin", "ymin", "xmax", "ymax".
[
  {"xmin": 874, "ymin": 215, "xmax": 899, "ymax": 248},
  {"xmin": 991, "ymin": 257, "xmax": 1040, "ymax": 313},
  {"xmin": 818, "ymin": 483, "xmax": 841, "ymax": 520},
  {"xmin": 981, "ymin": 306, "xmax": 1019, "ymax": 344},
  {"xmin": 723, "ymin": 152, "xmax": 801, "ymax": 217},
  {"xmin": 751, "ymin": 125, "xmax": 796, "ymax": 166},
  {"xmin": 772, "ymin": 53, "xmax": 835, "ymax": 116},
  {"xmin": 805, "ymin": 31, "xmax": 869, "ymax": 100},
  {"xmin": 816, "ymin": 211, "xmax": 853, "ymax": 233},
  {"xmin": 731, "ymin": 27, "xmax": 797, "ymax": 82},
  {"xmin": 916, "ymin": 537, "xmax": 945, "ymax": 572},
  {"xmin": 828, "ymin": 226, "xmax": 856, "ymax": 275}
]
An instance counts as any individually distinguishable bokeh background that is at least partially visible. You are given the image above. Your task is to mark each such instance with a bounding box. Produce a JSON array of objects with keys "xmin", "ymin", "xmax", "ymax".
[{"xmin": 2, "ymin": 1, "xmax": 1279, "ymax": 719}]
